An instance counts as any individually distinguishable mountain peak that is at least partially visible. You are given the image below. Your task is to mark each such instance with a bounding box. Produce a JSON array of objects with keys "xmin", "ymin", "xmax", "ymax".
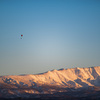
[{"xmin": 0, "ymin": 66, "xmax": 100, "ymax": 98}]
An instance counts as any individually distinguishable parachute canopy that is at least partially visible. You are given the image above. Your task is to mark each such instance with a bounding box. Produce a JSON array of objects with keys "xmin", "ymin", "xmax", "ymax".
[{"xmin": 21, "ymin": 34, "xmax": 23, "ymax": 39}]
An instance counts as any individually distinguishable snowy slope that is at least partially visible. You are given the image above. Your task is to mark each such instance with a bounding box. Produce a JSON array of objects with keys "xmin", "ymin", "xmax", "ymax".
[{"xmin": 0, "ymin": 66, "xmax": 100, "ymax": 98}]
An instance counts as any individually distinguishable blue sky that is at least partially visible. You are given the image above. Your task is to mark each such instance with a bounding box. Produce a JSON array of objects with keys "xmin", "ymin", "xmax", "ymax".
[{"xmin": 0, "ymin": 0, "xmax": 100, "ymax": 75}]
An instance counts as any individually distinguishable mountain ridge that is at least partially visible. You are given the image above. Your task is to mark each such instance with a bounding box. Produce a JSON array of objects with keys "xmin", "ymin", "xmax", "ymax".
[{"xmin": 0, "ymin": 66, "xmax": 100, "ymax": 98}]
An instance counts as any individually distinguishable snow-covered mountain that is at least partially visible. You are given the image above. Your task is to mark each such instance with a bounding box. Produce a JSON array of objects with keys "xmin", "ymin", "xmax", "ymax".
[{"xmin": 0, "ymin": 66, "xmax": 100, "ymax": 98}]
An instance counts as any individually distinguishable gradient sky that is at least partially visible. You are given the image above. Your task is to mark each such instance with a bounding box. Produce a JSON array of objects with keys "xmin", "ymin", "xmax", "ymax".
[{"xmin": 0, "ymin": 0, "xmax": 100, "ymax": 75}]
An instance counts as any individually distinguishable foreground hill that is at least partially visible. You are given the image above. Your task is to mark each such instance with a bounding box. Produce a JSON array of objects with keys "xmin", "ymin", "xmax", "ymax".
[{"xmin": 0, "ymin": 66, "xmax": 100, "ymax": 99}]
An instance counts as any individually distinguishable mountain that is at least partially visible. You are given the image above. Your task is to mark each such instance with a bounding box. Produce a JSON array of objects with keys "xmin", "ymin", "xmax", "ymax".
[{"xmin": 0, "ymin": 66, "xmax": 100, "ymax": 99}]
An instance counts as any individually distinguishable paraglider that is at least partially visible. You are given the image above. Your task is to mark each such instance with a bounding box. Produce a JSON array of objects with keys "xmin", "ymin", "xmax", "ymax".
[{"xmin": 20, "ymin": 34, "xmax": 23, "ymax": 39}]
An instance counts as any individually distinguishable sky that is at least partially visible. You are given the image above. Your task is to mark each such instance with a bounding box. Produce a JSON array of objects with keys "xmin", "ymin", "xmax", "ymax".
[{"xmin": 0, "ymin": 0, "xmax": 100, "ymax": 75}]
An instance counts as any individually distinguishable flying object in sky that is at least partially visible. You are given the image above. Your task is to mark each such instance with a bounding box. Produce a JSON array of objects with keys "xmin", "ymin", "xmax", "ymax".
[{"xmin": 20, "ymin": 34, "xmax": 23, "ymax": 39}]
